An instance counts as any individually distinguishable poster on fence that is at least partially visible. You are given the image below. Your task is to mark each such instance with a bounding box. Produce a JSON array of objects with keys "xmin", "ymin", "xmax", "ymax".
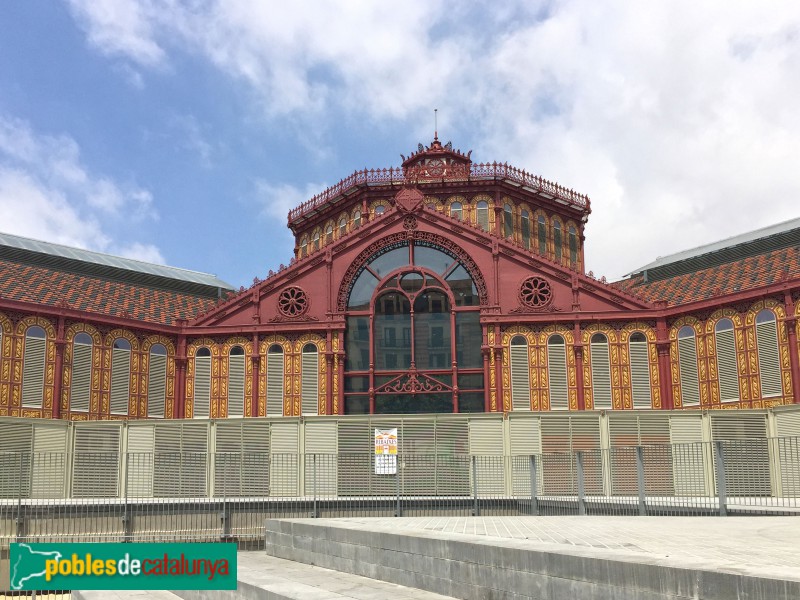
[{"xmin": 374, "ymin": 428, "xmax": 398, "ymax": 475}]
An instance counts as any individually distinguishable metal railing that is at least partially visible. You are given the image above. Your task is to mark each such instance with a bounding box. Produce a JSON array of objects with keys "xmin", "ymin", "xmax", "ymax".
[{"xmin": 2, "ymin": 437, "xmax": 799, "ymax": 591}]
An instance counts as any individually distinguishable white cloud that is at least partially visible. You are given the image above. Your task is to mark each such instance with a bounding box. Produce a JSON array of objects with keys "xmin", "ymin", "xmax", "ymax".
[
  {"xmin": 253, "ymin": 180, "xmax": 326, "ymax": 222},
  {"xmin": 66, "ymin": 0, "xmax": 800, "ymax": 279},
  {"xmin": 0, "ymin": 115, "xmax": 161, "ymax": 260}
]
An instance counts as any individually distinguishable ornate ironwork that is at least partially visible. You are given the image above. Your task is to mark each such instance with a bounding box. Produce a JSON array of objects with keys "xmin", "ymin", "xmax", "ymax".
[
  {"xmin": 277, "ymin": 286, "xmax": 309, "ymax": 318},
  {"xmin": 288, "ymin": 162, "xmax": 590, "ymax": 223},
  {"xmin": 403, "ymin": 215, "xmax": 418, "ymax": 230},
  {"xmin": 520, "ymin": 276, "xmax": 553, "ymax": 308},
  {"xmin": 374, "ymin": 371, "xmax": 452, "ymax": 394}
]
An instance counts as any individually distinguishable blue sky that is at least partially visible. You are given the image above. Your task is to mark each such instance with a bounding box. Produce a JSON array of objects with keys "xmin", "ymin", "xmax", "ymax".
[{"xmin": 1, "ymin": 1, "xmax": 799, "ymax": 288}]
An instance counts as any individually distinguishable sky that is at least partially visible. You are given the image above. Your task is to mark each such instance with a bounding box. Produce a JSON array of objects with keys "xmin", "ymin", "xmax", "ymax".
[{"xmin": 0, "ymin": 1, "xmax": 798, "ymax": 289}]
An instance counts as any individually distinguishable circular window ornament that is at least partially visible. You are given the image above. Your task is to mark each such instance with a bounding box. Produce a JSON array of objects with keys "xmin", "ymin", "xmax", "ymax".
[
  {"xmin": 520, "ymin": 276, "xmax": 553, "ymax": 308},
  {"xmin": 278, "ymin": 286, "xmax": 309, "ymax": 317}
]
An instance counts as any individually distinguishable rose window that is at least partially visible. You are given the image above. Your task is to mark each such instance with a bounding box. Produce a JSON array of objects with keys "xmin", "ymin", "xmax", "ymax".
[
  {"xmin": 520, "ymin": 276, "xmax": 553, "ymax": 308},
  {"xmin": 278, "ymin": 286, "xmax": 309, "ymax": 317}
]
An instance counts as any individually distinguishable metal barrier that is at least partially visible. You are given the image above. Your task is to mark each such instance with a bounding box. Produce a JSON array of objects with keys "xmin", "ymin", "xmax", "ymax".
[{"xmin": 2, "ymin": 437, "xmax": 799, "ymax": 592}]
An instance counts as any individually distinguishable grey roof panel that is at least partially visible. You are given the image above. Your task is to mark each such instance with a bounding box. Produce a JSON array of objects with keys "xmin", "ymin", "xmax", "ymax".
[{"xmin": 0, "ymin": 231, "xmax": 233, "ymax": 290}]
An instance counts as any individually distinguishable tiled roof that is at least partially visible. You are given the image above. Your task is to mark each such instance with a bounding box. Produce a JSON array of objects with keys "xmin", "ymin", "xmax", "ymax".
[
  {"xmin": 613, "ymin": 246, "xmax": 800, "ymax": 306},
  {"xmin": 0, "ymin": 259, "xmax": 221, "ymax": 325}
]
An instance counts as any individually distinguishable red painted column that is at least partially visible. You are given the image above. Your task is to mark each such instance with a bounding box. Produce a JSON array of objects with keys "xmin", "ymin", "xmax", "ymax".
[
  {"xmin": 784, "ymin": 292, "xmax": 800, "ymax": 404},
  {"xmin": 52, "ymin": 314, "xmax": 66, "ymax": 419},
  {"xmin": 337, "ymin": 331, "xmax": 345, "ymax": 416},
  {"xmin": 574, "ymin": 323, "xmax": 585, "ymax": 410},
  {"xmin": 655, "ymin": 316, "xmax": 673, "ymax": 409},
  {"xmin": 482, "ymin": 324, "xmax": 491, "ymax": 413},
  {"xmin": 493, "ymin": 325, "xmax": 503, "ymax": 412}
]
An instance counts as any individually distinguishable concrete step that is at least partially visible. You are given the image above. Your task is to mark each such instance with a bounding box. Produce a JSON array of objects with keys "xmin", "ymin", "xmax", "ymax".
[
  {"xmin": 73, "ymin": 592, "xmax": 181, "ymax": 599},
  {"xmin": 172, "ymin": 551, "xmax": 457, "ymax": 600}
]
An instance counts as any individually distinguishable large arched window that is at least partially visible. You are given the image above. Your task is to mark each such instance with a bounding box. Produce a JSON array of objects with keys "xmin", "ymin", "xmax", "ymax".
[
  {"xmin": 520, "ymin": 210, "xmax": 531, "ymax": 249},
  {"xmin": 677, "ymin": 326, "xmax": 700, "ymax": 407},
  {"xmin": 628, "ymin": 332, "xmax": 652, "ymax": 409},
  {"xmin": 547, "ymin": 335, "xmax": 568, "ymax": 410},
  {"xmin": 503, "ymin": 203, "xmax": 514, "ymax": 238},
  {"xmin": 147, "ymin": 344, "xmax": 167, "ymax": 418},
  {"xmin": 194, "ymin": 347, "xmax": 211, "ymax": 418},
  {"xmin": 301, "ymin": 343, "xmax": 319, "ymax": 415},
  {"xmin": 70, "ymin": 332, "xmax": 93, "ymax": 413},
  {"xmin": 299, "ymin": 236, "xmax": 308, "ymax": 258},
  {"xmin": 22, "ymin": 326, "xmax": 47, "ymax": 409},
  {"xmin": 715, "ymin": 319, "xmax": 739, "ymax": 402},
  {"xmin": 553, "ymin": 221, "xmax": 563, "ymax": 263},
  {"xmin": 344, "ymin": 241, "xmax": 483, "ymax": 414},
  {"xmin": 228, "ymin": 345, "xmax": 246, "ymax": 417},
  {"xmin": 324, "ymin": 223, "xmax": 333, "ymax": 245},
  {"xmin": 353, "ymin": 209, "xmax": 362, "ymax": 229},
  {"xmin": 110, "ymin": 338, "xmax": 131, "ymax": 415},
  {"xmin": 266, "ymin": 344, "xmax": 284, "ymax": 416},
  {"xmin": 312, "ymin": 229, "xmax": 320, "ymax": 251},
  {"xmin": 449, "ymin": 201, "xmax": 462, "ymax": 220},
  {"xmin": 537, "ymin": 215, "xmax": 547, "ymax": 255},
  {"xmin": 755, "ymin": 309, "xmax": 781, "ymax": 398},
  {"xmin": 339, "ymin": 217, "xmax": 348, "ymax": 238},
  {"xmin": 476, "ymin": 200, "xmax": 489, "ymax": 231},
  {"xmin": 569, "ymin": 226, "xmax": 578, "ymax": 266},
  {"xmin": 589, "ymin": 333, "xmax": 612, "ymax": 409},
  {"xmin": 509, "ymin": 336, "xmax": 530, "ymax": 411}
]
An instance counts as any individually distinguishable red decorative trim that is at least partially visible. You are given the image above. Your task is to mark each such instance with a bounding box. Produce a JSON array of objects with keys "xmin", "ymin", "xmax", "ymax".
[
  {"xmin": 277, "ymin": 286, "xmax": 310, "ymax": 318},
  {"xmin": 375, "ymin": 371, "xmax": 452, "ymax": 393},
  {"xmin": 519, "ymin": 276, "xmax": 553, "ymax": 308}
]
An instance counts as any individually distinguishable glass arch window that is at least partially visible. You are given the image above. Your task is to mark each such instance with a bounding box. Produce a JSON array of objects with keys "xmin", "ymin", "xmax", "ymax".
[
  {"xmin": 353, "ymin": 209, "xmax": 361, "ymax": 228},
  {"xmin": 450, "ymin": 201, "xmax": 462, "ymax": 220},
  {"xmin": 147, "ymin": 344, "xmax": 167, "ymax": 418},
  {"xmin": 714, "ymin": 319, "xmax": 739, "ymax": 402},
  {"xmin": 22, "ymin": 326, "xmax": 47, "ymax": 409},
  {"xmin": 299, "ymin": 236, "xmax": 308, "ymax": 258},
  {"xmin": 70, "ymin": 333, "xmax": 93, "ymax": 413},
  {"xmin": 374, "ymin": 205, "xmax": 385, "ymax": 216},
  {"xmin": 194, "ymin": 347, "xmax": 212, "ymax": 418},
  {"xmin": 755, "ymin": 309, "xmax": 781, "ymax": 397},
  {"xmin": 312, "ymin": 230, "xmax": 320, "ymax": 251},
  {"xmin": 228, "ymin": 345, "xmax": 246, "ymax": 417},
  {"xmin": 589, "ymin": 333, "xmax": 612, "ymax": 409},
  {"xmin": 325, "ymin": 223, "xmax": 333, "ymax": 244},
  {"xmin": 537, "ymin": 215, "xmax": 547, "ymax": 255},
  {"xmin": 677, "ymin": 326, "xmax": 700, "ymax": 406},
  {"xmin": 344, "ymin": 241, "xmax": 483, "ymax": 414},
  {"xmin": 569, "ymin": 226, "xmax": 578, "ymax": 265},
  {"xmin": 110, "ymin": 338, "xmax": 131, "ymax": 415},
  {"xmin": 521, "ymin": 210, "xmax": 531, "ymax": 249},
  {"xmin": 553, "ymin": 221, "xmax": 563, "ymax": 262},
  {"xmin": 547, "ymin": 335, "xmax": 569, "ymax": 410},
  {"xmin": 339, "ymin": 217, "xmax": 348, "ymax": 238},
  {"xmin": 266, "ymin": 344, "xmax": 284, "ymax": 416},
  {"xmin": 628, "ymin": 332, "xmax": 652, "ymax": 409},
  {"xmin": 503, "ymin": 203, "xmax": 514, "ymax": 238},
  {"xmin": 476, "ymin": 201, "xmax": 489, "ymax": 231}
]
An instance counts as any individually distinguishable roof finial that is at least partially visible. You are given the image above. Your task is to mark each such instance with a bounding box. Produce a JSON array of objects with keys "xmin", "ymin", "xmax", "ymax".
[{"xmin": 434, "ymin": 108, "xmax": 438, "ymax": 141}]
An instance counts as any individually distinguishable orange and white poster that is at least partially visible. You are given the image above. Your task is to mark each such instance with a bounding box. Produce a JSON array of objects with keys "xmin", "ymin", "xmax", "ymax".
[{"xmin": 374, "ymin": 428, "xmax": 397, "ymax": 474}]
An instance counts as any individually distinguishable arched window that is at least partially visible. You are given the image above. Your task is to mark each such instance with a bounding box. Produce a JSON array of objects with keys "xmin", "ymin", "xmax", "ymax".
[
  {"xmin": 590, "ymin": 333, "xmax": 612, "ymax": 409},
  {"xmin": 628, "ymin": 332, "xmax": 652, "ymax": 409},
  {"xmin": 228, "ymin": 345, "xmax": 246, "ymax": 417},
  {"xmin": 147, "ymin": 344, "xmax": 167, "ymax": 418},
  {"xmin": 553, "ymin": 221, "xmax": 563, "ymax": 263},
  {"xmin": 194, "ymin": 347, "xmax": 211, "ymax": 418},
  {"xmin": 714, "ymin": 319, "xmax": 739, "ymax": 402},
  {"xmin": 324, "ymin": 223, "xmax": 333, "ymax": 245},
  {"xmin": 755, "ymin": 309, "xmax": 781, "ymax": 397},
  {"xmin": 353, "ymin": 209, "xmax": 362, "ymax": 229},
  {"xmin": 339, "ymin": 217, "xmax": 348, "ymax": 238},
  {"xmin": 301, "ymin": 343, "xmax": 318, "ymax": 415},
  {"xmin": 476, "ymin": 200, "xmax": 489, "ymax": 231},
  {"xmin": 449, "ymin": 201, "xmax": 462, "ymax": 220},
  {"xmin": 569, "ymin": 225, "xmax": 578, "ymax": 266},
  {"xmin": 110, "ymin": 338, "xmax": 131, "ymax": 415},
  {"xmin": 677, "ymin": 326, "xmax": 700, "ymax": 406},
  {"xmin": 70, "ymin": 332, "xmax": 93, "ymax": 413},
  {"xmin": 374, "ymin": 205, "xmax": 385, "ymax": 216},
  {"xmin": 547, "ymin": 335, "xmax": 568, "ymax": 410},
  {"xmin": 312, "ymin": 230, "xmax": 320, "ymax": 251},
  {"xmin": 344, "ymin": 241, "xmax": 483, "ymax": 414},
  {"xmin": 22, "ymin": 326, "xmax": 47, "ymax": 408},
  {"xmin": 521, "ymin": 210, "xmax": 531, "ymax": 249},
  {"xmin": 509, "ymin": 335, "xmax": 530, "ymax": 411},
  {"xmin": 537, "ymin": 215, "xmax": 547, "ymax": 255},
  {"xmin": 426, "ymin": 203, "xmax": 437, "ymax": 211},
  {"xmin": 266, "ymin": 344, "xmax": 284, "ymax": 416},
  {"xmin": 503, "ymin": 203, "xmax": 514, "ymax": 238},
  {"xmin": 299, "ymin": 236, "xmax": 308, "ymax": 258}
]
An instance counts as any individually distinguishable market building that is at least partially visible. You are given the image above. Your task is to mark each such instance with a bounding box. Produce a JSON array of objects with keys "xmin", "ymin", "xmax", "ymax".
[{"xmin": 1, "ymin": 136, "xmax": 799, "ymax": 421}]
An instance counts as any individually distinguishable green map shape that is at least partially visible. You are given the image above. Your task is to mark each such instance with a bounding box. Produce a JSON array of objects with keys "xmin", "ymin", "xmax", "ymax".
[{"xmin": 10, "ymin": 543, "xmax": 63, "ymax": 590}]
